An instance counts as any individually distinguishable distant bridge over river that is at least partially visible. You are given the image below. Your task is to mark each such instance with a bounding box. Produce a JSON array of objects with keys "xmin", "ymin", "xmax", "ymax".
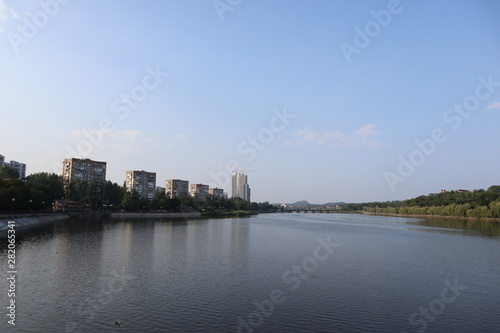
[{"xmin": 282, "ymin": 208, "xmax": 341, "ymax": 213}]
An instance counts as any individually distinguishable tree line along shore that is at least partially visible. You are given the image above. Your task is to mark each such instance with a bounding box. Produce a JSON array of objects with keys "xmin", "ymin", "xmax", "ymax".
[
  {"xmin": 0, "ymin": 170, "xmax": 276, "ymax": 215},
  {"xmin": 339, "ymin": 186, "xmax": 500, "ymax": 219}
]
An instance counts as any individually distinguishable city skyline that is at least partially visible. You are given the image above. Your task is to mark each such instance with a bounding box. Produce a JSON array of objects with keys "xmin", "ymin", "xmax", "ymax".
[{"xmin": 1, "ymin": 1, "xmax": 499, "ymax": 203}]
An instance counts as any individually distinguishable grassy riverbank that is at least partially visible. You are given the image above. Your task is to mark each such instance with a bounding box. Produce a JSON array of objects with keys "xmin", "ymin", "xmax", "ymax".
[{"xmin": 361, "ymin": 210, "xmax": 500, "ymax": 222}]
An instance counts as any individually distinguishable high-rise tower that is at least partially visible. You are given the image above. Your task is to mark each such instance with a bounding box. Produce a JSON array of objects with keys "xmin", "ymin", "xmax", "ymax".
[{"xmin": 232, "ymin": 173, "xmax": 251, "ymax": 201}]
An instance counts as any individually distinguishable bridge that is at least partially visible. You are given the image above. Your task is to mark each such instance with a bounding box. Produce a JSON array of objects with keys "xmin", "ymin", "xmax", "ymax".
[{"xmin": 281, "ymin": 208, "xmax": 341, "ymax": 213}]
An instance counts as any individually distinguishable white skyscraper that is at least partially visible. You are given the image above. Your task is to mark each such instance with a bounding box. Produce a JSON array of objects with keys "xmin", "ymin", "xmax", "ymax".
[{"xmin": 232, "ymin": 173, "xmax": 251, "ymax": 201}]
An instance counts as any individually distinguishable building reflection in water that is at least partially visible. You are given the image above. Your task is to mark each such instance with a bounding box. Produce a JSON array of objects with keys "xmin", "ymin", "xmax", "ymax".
[{"xmin": 230, "ymin": 218, "xmax": 250, "ymax": 265}]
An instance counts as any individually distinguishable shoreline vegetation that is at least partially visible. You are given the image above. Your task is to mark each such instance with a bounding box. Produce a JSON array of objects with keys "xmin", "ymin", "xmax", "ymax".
[
  {"xmin": 0, "ymin": 171, "xmax": 277, "ymax": 215},
  {"xmin": 337, "ymin": 185, "xmax": 500, "ymax": 222},
  {"xmin": 2, "ymin": 170, "xmax": 499, "ymax": 227},
  {"xmin": 361, "ymin": 211, "xmax": 500, "ymax": 222}
]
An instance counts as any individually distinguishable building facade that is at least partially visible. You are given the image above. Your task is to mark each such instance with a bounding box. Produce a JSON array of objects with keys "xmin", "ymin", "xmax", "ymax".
[
  {"xmin": 9, "ymin": 161, "xmax": 26, "ymax": 179},
  {"xmin": 0, "ymin": 154, "xmax": 26, "ymax": 179},
  {"xmin": 126, "ymin": 170, "xmax": 156, "ymax": 200},
  {"xmin": 190, "ymin": 183, "xmax": 209, "ymax": 199},
  {"xmin": 232, "ymin": 173, "xmax": 251, "ymax": 201},
  {"xmin": 62, "ymin": 158, "xmax": 107, "ymax": 204},
  {"xmin": 165, "ymin": 179, "xmax": 189, "ymax": 198},
  {"xmin": 209, "ymin": 187, "xmax": 224, "ymax": 198}
]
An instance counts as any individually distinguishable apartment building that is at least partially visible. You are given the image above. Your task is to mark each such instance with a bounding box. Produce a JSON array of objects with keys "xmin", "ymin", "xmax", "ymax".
[
  {"xmin": 62, "ymin": 158, "xmax": 107, "ymax": 202},
  {"xmin": 190, "ymin": 183, "xmax": 209, "ymax": 199},
  {"xmin": 126, "ymin": 170, "xmax": 156, "ymax": 200},
  {"xmin": 165, "ymin": 179, "xmax": 189, "ymax": 198},
  {"xmin": 209, "ymin": 187, "xmax": 224, "ymax": 198},
  {"xmin": 8, "ymin": 161, "xmax": 26, "ymax": 179},
  {"xmin": 0, "ymin": 154, "xmax": 27, "ymax": 178}
]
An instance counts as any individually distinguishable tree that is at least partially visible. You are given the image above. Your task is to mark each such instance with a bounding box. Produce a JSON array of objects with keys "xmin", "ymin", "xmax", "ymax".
[
  {"xmin": 0, "ymin": 166, "xmax": 19, "ymax": 179},
  {"xmin": 0, "ymin": 179, "xmax": 29, "ymax": 210},
  {"xmin": 25, "ymin": 173, "xmax": 63, "ymax": 209},
  {"xmin": 102, "ymin": 181, "xmax": 124, "ymax": 208},
  {"xmin": 121, "ymin": 189, "xmax": 142, "ymax": 211}
]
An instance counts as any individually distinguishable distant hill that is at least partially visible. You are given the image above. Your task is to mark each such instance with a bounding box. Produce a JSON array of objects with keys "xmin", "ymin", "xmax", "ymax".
[{"xmin": 291, "ymin": 200, "xmax": 312, "ymax": 207}]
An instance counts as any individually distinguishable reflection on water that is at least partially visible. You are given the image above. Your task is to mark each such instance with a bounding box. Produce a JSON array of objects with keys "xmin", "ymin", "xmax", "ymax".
[
  {"xmin": 405, "ymin": 216, "xmax": 500, "ymax": 237},
  {"xmin": 0, "ymin": 214, "xmax": 499, "ymax": 332}
]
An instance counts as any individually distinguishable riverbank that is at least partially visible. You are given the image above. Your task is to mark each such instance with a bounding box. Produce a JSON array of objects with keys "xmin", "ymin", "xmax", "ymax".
[
  {"xmin": 361, "ymin": 211, "xmax": 500, "ymax": 222},
  {"xmin": 0, "ymin": 210, "xmax": 263, "ymax": 239},
  {"xmin": 200, "ymin": 210, "xmax": 259, "ymax": 218},
  {"xmin": 0, "ymin": 214, "xmax": 70, "ymax": 239},
  {"xmin": 110, "ymin": 212, "xmax": 202, "ymax": 219},
  {"xmin": 110, "ymin": 210, "xmax": 261, "ymax": 219}
]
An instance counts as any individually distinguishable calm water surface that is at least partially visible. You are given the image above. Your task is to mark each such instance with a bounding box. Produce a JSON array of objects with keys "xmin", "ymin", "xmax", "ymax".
[{"xmin": 1, "ymin": 213, "xmax": 499, "ymax": 332}]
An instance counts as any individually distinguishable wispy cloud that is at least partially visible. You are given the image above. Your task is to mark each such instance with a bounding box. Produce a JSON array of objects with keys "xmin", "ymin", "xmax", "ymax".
[
  {"xmin": 106, "ymin": 130, "xmax": 142, "ymax": 140},
  {"xmin": 295, "ymin": 129, "xmax": 318, "ymax": 141},
  {"xmin": 0, "ymin": 0, "xmax": 19, "ymax": 32},
  {"xmin": 69, "ymin": 129, "xmax": 143, "ymax": 141},
  {"xmin": 292, "ymin": 124, "xmax": 382, "ymax": 149},
  {"xmin": 354, "ymin": 124, "xmax": 381, "ymax": 137},
  {"xmin": 175, "ymin": 134, "xmax": 191, "ymax": 142},
  {"xmin": 487, "ymin": 101, "xmax": 500, "ymax": 110}
]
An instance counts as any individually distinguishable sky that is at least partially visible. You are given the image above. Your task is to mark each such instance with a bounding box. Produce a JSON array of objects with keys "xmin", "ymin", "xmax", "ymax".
[{"xmin": 0, "ymin": 0, "xmax": 499, "ymax": 204}]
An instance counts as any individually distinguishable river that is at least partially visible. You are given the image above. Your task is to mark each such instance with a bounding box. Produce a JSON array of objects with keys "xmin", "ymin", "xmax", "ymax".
[{"xmin": 1, "ymin": 213, "xmax": 499, "ymax": 332}]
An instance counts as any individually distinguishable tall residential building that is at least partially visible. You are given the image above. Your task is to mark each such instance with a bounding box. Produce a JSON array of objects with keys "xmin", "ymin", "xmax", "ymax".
[
  {"xmin": 165, "ymin": 179, "xmax": 189, "ymax": 198},
  {"xmin": 9, "ymin": 161, "xmax": 26, "ymax": 179},
  {"xmin": 62, "ymin": 158, "xmax": 107, "ymax": 203},
  {"xmin": 0, "ymin": 154, "xmax": 26, "ymax": 178},
  {"xmin": 126, "ymin": 170, "xmax": 156, "ymax": 200},
  {"xmin": 209, "ymin": 187, "xmax": 224, "ymax": 198},
  {"xmin": 190, "ymin": 183, "xmax": 209, "ymax": 199},
  {"xmin": 232, "ymin": 173, "xmax": 251, "ymax": 201}
]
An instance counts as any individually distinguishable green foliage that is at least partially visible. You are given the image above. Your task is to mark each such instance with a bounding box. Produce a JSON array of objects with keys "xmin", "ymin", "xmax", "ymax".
[
  {"xmin": 102, "ymin": 180, "xmax": 124, "ymax": 207},
  {"xmin": 0, "ymin": 166, "xmax": 19, "ymax": 179},
  {"xmin": 0, "ymin": 172, "xmax": 63, "ymax": 211},
  {"xmin": 147, "ymin": 193, "xmax": 276, "ymax": 214},
  {"xmin": 0, "ymin": 179, "xmax": 29, "ymax": 210},
  {"xmin": 25, "ymin": 172, "xmax": 63, "ymax": 210},
  {"xmin": 121, "ymin": 189, "xmax": 148, "ymax": 211},
  {"xmin": 0, "ymin": 172, "xmax": 277, "ymax": 214},
  {"xmin": 355, "ymin": 186, "xmax": 500, "ymax": 219}
]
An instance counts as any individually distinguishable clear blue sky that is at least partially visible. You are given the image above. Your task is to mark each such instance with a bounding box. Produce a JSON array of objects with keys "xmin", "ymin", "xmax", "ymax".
[{"xmin": 1, "ymin": 0, "xmax": 499, "ymax": 203}]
